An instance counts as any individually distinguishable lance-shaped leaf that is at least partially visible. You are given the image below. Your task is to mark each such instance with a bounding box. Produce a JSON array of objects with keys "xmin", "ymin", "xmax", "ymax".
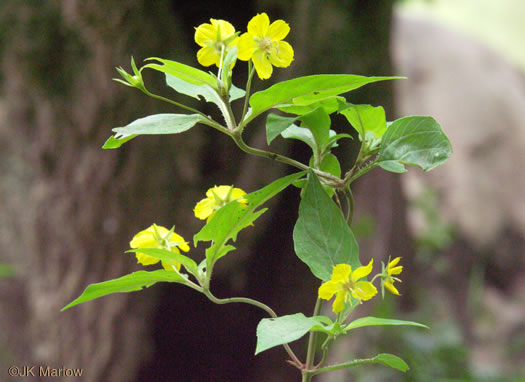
[
  {"xmin": 105, "ymin": 114, "xmax": 206, "ymax": 148},
  {"xmin": 247, "ymin": 74, "xmax": 400, "ymax": 122},
  {"xmin": 61, "ymin": 270, "xmax": 187, "ymax": 311},
  {"xmin": 378, "ymin": 116, "xmax": 452, "ymax": 173},
  {"xmin": 143, "ymin": 57, "xmax": 217, "ymax": 87},
  {"xmin": 194, "ymin": 172, "xmax": 305, "ymax": 265},
  {"xmin": 314, "ymin": 353, "xmax": 410, "ymax": 374},
  {"xmin": 255, "ymin": 313, "xmax": 329, "ymax": 355},
  {"xmin": 344, "ymin": 316, "xmax": 429, "ymax": 331},
  {"xmin": 293, "ymin": 171, "xmax": 360, "ymax": 281}
]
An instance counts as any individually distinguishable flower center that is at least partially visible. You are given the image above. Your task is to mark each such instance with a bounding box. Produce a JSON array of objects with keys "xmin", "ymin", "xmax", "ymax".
[{"xmin": 259, "ymin": 37, "xmax": 273, "ymax": 52}]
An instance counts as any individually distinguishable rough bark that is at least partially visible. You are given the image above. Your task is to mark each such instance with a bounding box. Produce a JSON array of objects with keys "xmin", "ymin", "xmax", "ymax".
[{"xmin": 0, "ymin": 1, "xmax": 203, "ymax": 380}]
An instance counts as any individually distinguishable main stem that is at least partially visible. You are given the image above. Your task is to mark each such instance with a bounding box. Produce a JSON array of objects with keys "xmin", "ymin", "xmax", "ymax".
[{"xmin": 302, "ymin": 298, "xmax": 323, "ymax": 382}]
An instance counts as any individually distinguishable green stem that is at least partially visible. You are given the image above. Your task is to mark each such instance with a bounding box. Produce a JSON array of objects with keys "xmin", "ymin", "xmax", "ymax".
[
  {"xmin": 240, "ymin": 61, "xmax": 256, "ymax": 126},
  {"xmin": 231, "ymin": 134, "xmax": 343, "ymax": 187},
  {"xmin": 345, "ymin": 162, "xmax": 379, "ymax": 186},
  {"xmin": 344, "ymin": 187, "xmax": 355, "ymax": 226},
  {"xmin": 302, "ymin": 298, "xmax": 323, "ymax": 381},
  {"xmin": 203, "ymin": 289, "xmax": 303, "ymax": 368},
  {"xmin": 310, "ymin": 357, "xmax": 380, "ymax": 376}
]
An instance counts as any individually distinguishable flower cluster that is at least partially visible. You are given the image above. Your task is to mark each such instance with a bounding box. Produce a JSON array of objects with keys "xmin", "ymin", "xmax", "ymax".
[
  {"xmin": 194, "ymin": 13, "xmax": 294, "ymax": 80},
  {"xmin": 319, "ymin": 257, "xmax": 403, "ymax": 313},
  {"xmin": 129, "ymin": 186, "xmax": 247, "ymax": 270}
]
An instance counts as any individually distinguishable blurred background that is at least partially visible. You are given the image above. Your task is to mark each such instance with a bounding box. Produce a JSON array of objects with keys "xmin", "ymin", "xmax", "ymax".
[{"xmin": 1, "ymin": 0, "xmax": 524, "ymax": 381}]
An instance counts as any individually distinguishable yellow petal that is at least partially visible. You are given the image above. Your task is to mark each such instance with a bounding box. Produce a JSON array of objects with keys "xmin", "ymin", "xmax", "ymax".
[
  {"xmin": 389, "ymin": 265, "xmax": 403, "ymax": 276},
  {"xmin": 211, "ymin": 19, "xmax": 236, "ymax": 39},
  {"xmin": 267, "ymin": 19, "xmax": 290, "ymax": 41},
  {"xmin": 331, "ymin": 264, "xmax": 352, "ymax": 283},
  {"xmin": 135, "ymin": 252, "xmax": 160, "ymax": 266},
  {"xmin": 197, "ymin": 46, "xmax": 220, "ymax": 67},
  {"xmin": 268, "ymin": 40, "xmax": 294, "ymax": 68},
  {"xmin": 388, "ymin": 257, "xmax": 401, "ymax": 268},
  {"xmin": 247, "ymin": 13, "xmax": 270, "ymax": 37},
  {"xmin": 230, "ymin": 188, "xmax": 247, "ymax": 202},
  {"xmin": 194, "ymin": 197, "xmax": 215, "ymax": 220},
  {"xmin": 168, "ymin": 232, "xmax": 190, "ymax": 252},
  {"xmin": 352, "ymin": 281, "xmax": 378, "ymax": 301},
  {"xmin": 209, "ymin": 185, "xmax": 233, "ymax": 200},
  {"xmin": 318, "ymin": 281, "xmax": 340, "ymax": 300},
  {"xmin": 332, "ymin": 291, "xmax": 347, "ymax": 313},
  {"xmin": 384, "ymin": 281, "xmax": 400, "ymax": 296},
  {"xmin": 237, "ymin": 33, "xmax": 257, "ymax": 60},
  {"xmin": 130, "ymin": 225, "xmax": 162, "ymax": 248},
  {"xmin": 194, "ymin": 23, "xmax": 217, "ymax": 46},
  {"xmin": 351, "ymin": 259, "xmax": 374, "ymax": 282},
  {"xmin": 252, "ymin": 49, "xmax": 273, "ymax": 79}
]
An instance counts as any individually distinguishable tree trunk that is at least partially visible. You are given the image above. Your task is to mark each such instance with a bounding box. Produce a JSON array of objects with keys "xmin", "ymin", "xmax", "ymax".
[{"xmin": 0, "ymin": 1, "xmax": 402, "ymax": 381}]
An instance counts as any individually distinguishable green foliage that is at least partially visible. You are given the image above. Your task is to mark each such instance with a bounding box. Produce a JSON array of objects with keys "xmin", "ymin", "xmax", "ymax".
[
  {"xmin": 62, "ymin": 14, "xmax": 455, "ymax": 380},
  {"xmin": 293, "ymin": 171, "xmax": 359, "ymax": 281},
  {"xmin": 345, "ymin": 316, "xmax": 429, "ymax": 331},
  {"xmin": 143, "ymin": 57, "xmax": 217, "ymax": 87},
  {"xmin": 340, "ymin": 103, "xmax": 387, "ymax": 140},
  {"xmin": 247, "ymin": 74, "xmax": 401, "ymax": 122},
  {"xmin": 255, "ymin": 313, "xmax": 329, "ymax": 355},
  {"xmin": 103, "ymin": 113, "xmax": 207, "ymax": 148},
  {"xmin": 61, "ymin": 270, "xmax": 187, "ymax": 311},
  {"xmin": 378, "ymin": 116, "xmax": 452, "ymax": 173}
]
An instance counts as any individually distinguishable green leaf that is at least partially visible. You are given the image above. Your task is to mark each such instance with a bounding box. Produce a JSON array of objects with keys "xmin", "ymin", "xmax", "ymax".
[
  {"xmin": 143, "ymin": 57, "xmax": 217, "ymax": 87},
  {"xmin": 248, "ymin": 74, "xmax": 401, "ymax": 121},
  {"xmin": 111, "ymin": 113, "xmax": 206, "ymax": 140},
  {"xmin": 266, "ymin": 113, "xmax": 299, "ymax": 145},
  {"xmin": 255, "ymin": 313, "xmax": 328, "ymax": 355},
  {"xmin": 374, "ymin": 353, "xmax": 410, "ymax": 372},
  {"xmin": 293, "ymin": 171, "xmax": 359, "ymax": 280},
  {"xmin": 378, "ymin": 116, "xmax": 452, "ymax": 173},
  {"xmin": 61, "ymin": 270, "xmax": 187, "ymax": 311},
  {"xmin": 102, "ymin": 134, "xmax": 138, "ymax": 149},
  {"xmin": 319, "ymin": 153, "xmax": 341, "ymax": 178},
  {"xmin": 300, "ymin": 107, "xmax": 331, "ymax": 150},
  {"xmin": 277, "ymin": 96, "xmax": 344, "ymax": 115},
  {"xmin": 340, "ymin": 104, "xmax": 387, "ymax": 140},
  {"xmin": 193, "ymin": 172, "xmax": 305, "ymax": 265},
  {"xmin": 166, "ymin": 74, "xmax": 223, "ymax": 104},
  {"xmin": 126, "ymin": 248, "xmax": 198, "ymax": 277},
  {"xmin": 345, "ymin": 316, "xmax": 429, "ymax": 331},
  {"xmin": 281, "ymin": 125, "xmax": 316, "ymax": 151}
]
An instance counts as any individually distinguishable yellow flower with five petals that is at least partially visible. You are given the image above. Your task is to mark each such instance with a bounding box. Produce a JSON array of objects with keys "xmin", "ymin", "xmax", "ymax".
[
  {"xmin": 130, "ymin": 224, "xmax": 190, "ymax": 271},
  {"xmin": 380, "ymin": 256, "xmax": 403, "ymax": 297},
  {"xmin": 318, "ymin": 260, "xmax": 378, "ymax": 313},
  {"xmin": 194, "ymin": 18, "xmax": 239, "ymax": 68},
  {"xmin": 194, "ymin": 185, "xmax": 248, "ymax": 222},
  {"xmin": 238, "ymin": 13, "xmax": 294, "ymax": 79}
]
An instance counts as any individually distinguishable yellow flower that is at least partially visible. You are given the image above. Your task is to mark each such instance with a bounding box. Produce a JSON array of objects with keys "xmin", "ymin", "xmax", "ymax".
[
  {"xmin": 381, "ymin": 257, "xmax": 403, "ymax": 297},
  {"xmin": 130, "ymin": 224, "xmax": 190, "ymax": 271},
  {"xmin": 318, "ymin": 260, "xmax": 378, "ymax": 313},
  {"xmin": 194, "ymin": 18, "xmax": 239, "ymax": 68},
  {"xmin": 194, "ymin": 185, "xmax": 248, "ymax": 222},
  {"xmin": 237, "ymin": 13, "xmax": 294, "ymax": 79}
]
